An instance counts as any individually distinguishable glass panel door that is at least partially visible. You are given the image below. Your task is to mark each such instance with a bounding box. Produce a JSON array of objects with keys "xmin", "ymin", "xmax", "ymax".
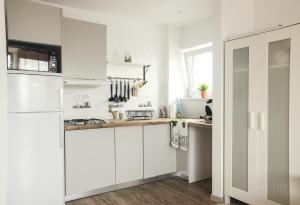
[
  {"xmin": 268, "ymin": 39, "xmax": 290, "ymax": 205},
  {"xmin": 232, "ymin": 47, "xmax": 249, "ymax": 191}
]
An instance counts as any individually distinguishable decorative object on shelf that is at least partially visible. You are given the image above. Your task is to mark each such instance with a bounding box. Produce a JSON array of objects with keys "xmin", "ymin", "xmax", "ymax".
[
  {"xmin": 72, "ymin": 94, "xmax": 91, "ymax": 109},
  {"xmin": 198, "ymin": 83, "xmax": 208, "ymax": 98},
  {"xmin": 125, "ymin": 110, "xmax": 155, "ymax": 120},
  {"xmin": 124, "ymin": 51, "xmax": 132, "ymax": 62},
  {"xmin": 138, "ymin": 100, "xmax": 152, "ymax": 108}
]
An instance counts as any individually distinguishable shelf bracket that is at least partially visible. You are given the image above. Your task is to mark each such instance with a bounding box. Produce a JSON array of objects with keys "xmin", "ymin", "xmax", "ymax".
[{"xmin": 143, "ymin": 65, "xmax": 151, "ymax": 83}]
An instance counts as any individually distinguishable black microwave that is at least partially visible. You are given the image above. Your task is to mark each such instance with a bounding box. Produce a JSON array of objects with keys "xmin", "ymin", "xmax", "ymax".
[{"xmin": 7, "ymin": 40, "xmax": 61, "ymax": 73}]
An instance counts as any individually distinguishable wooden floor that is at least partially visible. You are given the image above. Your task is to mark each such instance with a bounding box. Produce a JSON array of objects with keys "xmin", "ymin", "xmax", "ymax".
[{"xmin": 67, "ymin": 177, "xmax": 247, "ymax": 205}]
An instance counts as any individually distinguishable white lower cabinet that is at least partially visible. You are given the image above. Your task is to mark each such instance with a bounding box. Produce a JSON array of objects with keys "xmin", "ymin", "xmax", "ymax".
[
  {"xmin": 144, "ymin": 124, "xmax": 176, "ymax": 178},
  {"xmin": 65, "ymin": 124, "xmax": 178, "ymax": 199},
  {"xmin": 65, "ymin": 128, "xmax": 115, "ymax": 195},
  {"xmin": 115, "ymin": 126, "xmax": 144, "ymax": 184}
]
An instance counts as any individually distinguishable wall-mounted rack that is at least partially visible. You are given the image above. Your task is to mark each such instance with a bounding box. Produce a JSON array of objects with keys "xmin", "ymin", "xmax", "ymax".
[
  {"xmin": 107, "ymin": 61, "xmax": 151, "ymax": 83},
  {"xmin": 107, "ymin": 76, "xmax": 142, "ymax": 81}
]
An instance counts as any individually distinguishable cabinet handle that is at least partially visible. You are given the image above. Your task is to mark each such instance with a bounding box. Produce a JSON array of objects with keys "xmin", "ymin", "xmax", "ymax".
[
  {"xmin": 59, "ymin": 89, "xmax": 64, "ymax": 109},
  {"xmin": 258, "ymin": 112, "xmax": 264, "ymax": 130},
  {"xmin": 59, "ymin": 115, "xmax": 64, "ymax": 149},
  {"xmin": 248, "ymin": 112, "xmax": 254, "ymax": 130}
]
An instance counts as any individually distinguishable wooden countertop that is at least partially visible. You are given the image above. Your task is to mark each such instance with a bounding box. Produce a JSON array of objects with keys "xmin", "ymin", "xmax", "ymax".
[{"xmin": 64, "ymin": 118, "xmax": 212, "ymax": 131}]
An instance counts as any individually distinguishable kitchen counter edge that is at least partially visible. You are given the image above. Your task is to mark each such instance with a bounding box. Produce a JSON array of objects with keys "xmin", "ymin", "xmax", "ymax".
[{"xmin": 64, "ymin": 118, "xmax": 212, "ymax": 131}]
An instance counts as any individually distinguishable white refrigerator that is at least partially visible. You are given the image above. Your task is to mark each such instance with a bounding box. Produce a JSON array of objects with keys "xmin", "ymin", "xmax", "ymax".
[{"xmin": 7, "ymin": 72, "xmax": 65, "ymax": 205}]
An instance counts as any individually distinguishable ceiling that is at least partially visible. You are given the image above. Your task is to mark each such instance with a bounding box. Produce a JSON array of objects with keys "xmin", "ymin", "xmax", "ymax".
[{"xmin": 38, "ymin": 0, "xmax": 214, "ymax": 26}]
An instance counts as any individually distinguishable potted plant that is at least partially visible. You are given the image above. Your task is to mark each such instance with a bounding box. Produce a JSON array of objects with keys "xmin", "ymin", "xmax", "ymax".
[{"xmin": 198, "ymin": 83, "xmax": 208, "ymax": 98}]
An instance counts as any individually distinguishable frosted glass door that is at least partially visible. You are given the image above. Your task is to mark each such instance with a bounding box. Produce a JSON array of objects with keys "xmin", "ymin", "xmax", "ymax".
[
  {"xmin": 267, "ymin": 39, "xmax": 290, "ymax": 205},
  {"xmin": 232, "ymin": 47, "xmax": 249, "ymax": 192},
  {"xmin": 259, "ymin": 25, "xmax": 300, "ymax": 205},
  {"xmin": 225, "ymin": 37, "xmax": 256, "ymax": 204}
]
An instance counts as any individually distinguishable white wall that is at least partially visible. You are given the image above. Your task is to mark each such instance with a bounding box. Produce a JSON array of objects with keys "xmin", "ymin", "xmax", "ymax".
[
  {"xmin": 60, "ymin": 7, "xmax": 168, "ymax": 119},
  {"xmin": 168, "ymin": 26, "xmax": 186, "ymax": 104},
  {"xmin": 255, "ymin": 0, "xmax": 300, "ymax": 30},
  {"xmin": 181, "ymin": 17, "xmax": 217, "ymax": 49},
  {"xmin": 221, "ymin": 0, "xmax": 255, "ymax": 39},
  {"xmin": 0, "ymin": 0, "xmax": 7, "ymax": 204}
]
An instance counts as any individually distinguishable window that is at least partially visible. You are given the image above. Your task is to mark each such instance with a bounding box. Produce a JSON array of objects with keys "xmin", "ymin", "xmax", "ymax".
[{"xmin": 183, "ymin": 42, "xmax": 213, "ymax": 97}]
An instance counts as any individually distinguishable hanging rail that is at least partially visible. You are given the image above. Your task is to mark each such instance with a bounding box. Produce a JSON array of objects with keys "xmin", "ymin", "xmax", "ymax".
[{"xmin": 107, "ymin": 76, "xmax": 143, "ymax": 81}]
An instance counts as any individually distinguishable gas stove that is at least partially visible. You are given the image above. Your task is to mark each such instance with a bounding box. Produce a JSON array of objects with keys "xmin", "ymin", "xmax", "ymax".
[{"xmin": 64, "ymin": 118, "xmax": 106, "ymax": 126}]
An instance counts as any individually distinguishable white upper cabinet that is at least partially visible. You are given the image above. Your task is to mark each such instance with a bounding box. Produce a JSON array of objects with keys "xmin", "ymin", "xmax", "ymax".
[
  {"xmin": 62, "ymin": 18, "xmax": 107, "ymax": 80},
  {"xmin": 6, "ymin": 0, "xmax": 62, "ymax": 45}
]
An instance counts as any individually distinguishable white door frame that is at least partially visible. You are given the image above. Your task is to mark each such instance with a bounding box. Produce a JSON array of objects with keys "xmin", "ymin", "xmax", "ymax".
[{"xmin": 0, "ymin": 0, "xmax": 8, "ymax": 204}]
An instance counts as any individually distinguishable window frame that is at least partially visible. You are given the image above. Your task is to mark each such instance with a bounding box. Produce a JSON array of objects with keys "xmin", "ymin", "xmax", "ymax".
[{"xmin": 183, "ymin": 45, "xmax": 213, "ymax": 97}]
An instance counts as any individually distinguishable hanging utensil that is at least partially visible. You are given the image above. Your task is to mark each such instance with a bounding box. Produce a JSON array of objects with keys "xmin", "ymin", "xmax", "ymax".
[
  {"xmin": 114, "ymin": 81, "xmax": 120, "ymax": 103},
  {"xmin": 119, "ymin": 80, "xmax": 123, "ymax": 102},
  {"xmin": 108, "ymin": 81, "xmax": 115, "ymax": 102},
  {"xmin": 127, "ymin": 81, "xmax": 130, "ymax": 100},
  {"xmin": 123, "ymin": 80, "xmax": 127, "ymax": 102}
]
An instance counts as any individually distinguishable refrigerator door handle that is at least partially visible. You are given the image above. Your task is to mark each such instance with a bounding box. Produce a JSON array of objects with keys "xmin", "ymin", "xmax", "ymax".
[
  {"xmin": 59, "ymin": 89, "xmax": 64, "ymax": 109},
  {"xmin": 59, "ymin": 115, "xmax": 64, "ymax": 149}
]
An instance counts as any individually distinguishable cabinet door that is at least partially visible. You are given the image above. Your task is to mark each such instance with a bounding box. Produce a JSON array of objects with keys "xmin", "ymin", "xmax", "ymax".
[
  {"xmin": 62, "ymin": 18, "xmax": 107, "ymax": 80},
  {"xmin": 8, "ymin": 74, "xmax": 63, "ymax": 113},
  {"xmin": 115, "ymin": 126, "xmax": 143, "ymax": 184},
  {"xmin": 257, "ymin": 25, "xmax": 300, "ymax": 205},
  {"xmin": 6, "ymin": 0, "xmax": 62, "ymax": 45},
  {"xmin": 144, "ymin": 124, "xmax": 176, "ymax": 178},
  {"xmin": 65, "ymin": 128, "xmax": 115, "ymax": 195},
  {"xmin": 225, "ymin": 37, "xmax": 258, "ymax": 204},
  {"xmin": 8, "ymin": 113, "xmax": 64, "ymax": 205}
]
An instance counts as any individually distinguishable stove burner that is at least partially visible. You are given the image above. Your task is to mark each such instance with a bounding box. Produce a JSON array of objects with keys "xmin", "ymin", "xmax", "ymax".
[{"xmin": 64, "ymin": 118, "xmax": 106, "ymax": 126}]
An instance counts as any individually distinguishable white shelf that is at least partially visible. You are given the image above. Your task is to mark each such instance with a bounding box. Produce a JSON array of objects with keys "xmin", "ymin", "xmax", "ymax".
[
  {"xmin": 269, "ymin": 64, "xmax": 290, "ymax": 69},
  {"xmin": 107, "ymin": 61, "xmax": 150, "ymax": 68},
  {"xmin": 233, "ymin": 68, "xmax": 248, "ymax": 73}
]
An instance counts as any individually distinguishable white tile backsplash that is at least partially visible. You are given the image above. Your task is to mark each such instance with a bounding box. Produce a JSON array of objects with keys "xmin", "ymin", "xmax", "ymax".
[{"xmin": 63, "ymin": 86, "xmax": 156, "ymax": 120}]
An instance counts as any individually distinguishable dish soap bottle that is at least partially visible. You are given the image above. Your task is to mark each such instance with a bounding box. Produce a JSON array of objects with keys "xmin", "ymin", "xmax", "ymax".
[{"xmin": 175, "ymin": 98, "xmax": 182, "ymax": 118}]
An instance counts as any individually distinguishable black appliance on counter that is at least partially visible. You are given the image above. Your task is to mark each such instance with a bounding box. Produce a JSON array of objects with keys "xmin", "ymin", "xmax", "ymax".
[
  {"xmin": 7, "ymin": 40, "xmax": 61, "ymax": 73},
  {"xmin": 205, "ymin": 99, "xmax": 213, "ymax": 122}
]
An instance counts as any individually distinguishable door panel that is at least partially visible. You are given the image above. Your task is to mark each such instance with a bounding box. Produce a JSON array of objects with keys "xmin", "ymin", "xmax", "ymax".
[
  {"xmin": 115, "ymin": 126, "xmax": 143, "ymax": 184},
  {"xmin": 8, "ymin": 113, "xmax": 64, "ymax": 205},
  {"xmin": 225, "ymin": 38, "xmax": 257, "ymax": 204},
  {"xmin": 8, "ymin": 74, "xmax": 63, "ymax": 112},
  {"xmin": 232, "ymin": 47, "xmax": 249, "ymax": 192},
  {"xmin": 268, "ymin": 39, "xmax": 290, "ymax": 205},
  {"xmin": 65, "ymin": 128, "xmax": 115, "ymax": 195},
  {"xmin": 144, "ymin": 124, "xmax": 176, "ymax": 179},
  {"xmin": 289, "ymin": 25, "xmax": 300, "ymax": 205},
  {"xmin": 6, "ymin": 0, "xmax": 62, "ymax": 45}
]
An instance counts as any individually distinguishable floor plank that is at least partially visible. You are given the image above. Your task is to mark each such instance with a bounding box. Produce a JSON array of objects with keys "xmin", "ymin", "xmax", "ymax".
[{"xmin": 67, "ymin": 177, "xmax": 247, "ymax": 205}]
